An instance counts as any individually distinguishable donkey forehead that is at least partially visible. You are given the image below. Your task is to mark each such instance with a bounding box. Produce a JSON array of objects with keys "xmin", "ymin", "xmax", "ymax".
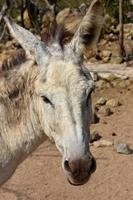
[{"xmin": 38, "ymin": 60, "xmax": 93, "ymax": 92}]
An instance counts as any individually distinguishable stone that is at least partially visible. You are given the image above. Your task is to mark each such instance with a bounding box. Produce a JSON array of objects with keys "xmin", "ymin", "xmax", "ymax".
[
  {"xmin": 105, "ymin": 14, "xmax": 113, "ymax": 26},
  {"xmin": 89, "ymin": 57, "xmax": 98, "ymax": 63},
  {"xmin": 98, "ymin": 106, "xmax": 112, "ymax": 117},
  {"xmin": 117, "ymin": 81, "xmax": 128, "ymax": 88},
  {"xmin": 90, "ymin": 131, "xmax": 102, "ymax": 143},
  {"xmin": 95, "ymin": 80, "xmax": 106, "ymax": 89},
  {"xmin": 100, "ymin": 39, "xmax": 107, "ymax": 46},
  {"xmin": 96, "ymin": 96, "xmax": 107, "ymax": 106},
  {"xmin": 101, "ymin": 50, "xmax": 112, "ymax": 63},
  {"xmin": 114, "ymin": 140, "xmax": 132, "ymax": 155},
  {"xmin": 108, "ymin": 33, "xmax": 117, "ymax": 41},
  {"xmin": 104, "ymin": 14, "xmax": 116, "ymax": 33},
  {"xmin": 93, "ymin": 139, "xmax": 113, "ymax": 147},
  {"xmin": 106, "ymin": 99, "xmax": 121, "ymax": 108},
  {"xmin": 110, "ymin": 56, "xmax": 122, "ymax": 64},
  {"xmin": 105, "ymin": 74, "xmax": 118, "ymax": 82},
  {"xmin": 102, "ymin": 50, "xmax": 112, "ymax": 58},
  {"xmin": 102, "ymin": 56, "xmax": 110, "ymax": 63},
  {"xmin": 125, "ymin": 79, "xmax": 133, "ymax": 87}
]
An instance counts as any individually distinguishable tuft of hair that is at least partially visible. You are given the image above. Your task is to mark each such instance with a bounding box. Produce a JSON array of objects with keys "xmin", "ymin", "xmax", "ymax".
[
  {"xmin": 1, "ymin": 49, "xmax": 26, "ymax": 72},
  {"xmin": 41, "ymin": 19, "xmax": 71, "ymax": 49},
  {"xmin": 41, "ymin": 18, "xmax": 57, "ymax": 44},
  {"xmin": 56, "ymin": 25, "xmax": 72, "ymax": 49}
]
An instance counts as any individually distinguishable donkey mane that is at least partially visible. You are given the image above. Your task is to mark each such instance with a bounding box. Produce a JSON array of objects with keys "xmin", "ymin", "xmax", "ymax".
[
  {"xmin": 0, "ymin": 48, "xmax": 31, "ymax": 110},
  {"xmin": 41, "ymin": 22, "xmax": 71, "ymax": 48},
  {"xmin": 0, "ymin": 63, "xmax": 37, "ymax": 125},
  {"xmin": 0, "ymin": 49, "xmax": 26, "ymax": 73}
]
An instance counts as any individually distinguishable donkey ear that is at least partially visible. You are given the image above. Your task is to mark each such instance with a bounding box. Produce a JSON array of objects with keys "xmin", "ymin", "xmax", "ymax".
[
  {"xmin": 4, "ymin": 17, "xmax": 50, "ymax": 68},
  {"xmin": 71, "ymin": 0, "xmax": 104, "ymax": 58}
]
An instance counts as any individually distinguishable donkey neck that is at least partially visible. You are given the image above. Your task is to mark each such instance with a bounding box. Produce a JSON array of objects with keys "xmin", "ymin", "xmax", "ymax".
[{"xmin": 0, "ymin": 65, "xmax": 47, "ymax": 165}]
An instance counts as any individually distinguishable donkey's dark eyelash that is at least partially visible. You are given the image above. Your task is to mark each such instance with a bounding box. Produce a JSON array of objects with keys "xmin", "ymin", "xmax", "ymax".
[{"xmin": 41, "ymin": 96, "xmax": 53, "ymax": 105}]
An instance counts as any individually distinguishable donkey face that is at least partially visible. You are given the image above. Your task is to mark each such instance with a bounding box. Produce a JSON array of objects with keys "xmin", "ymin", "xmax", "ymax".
[
  {"xmin": 5, "ymin": 0, "xmax": 104, "ymax": 185},
  {"xmin": 35, "ymin": 61, "xmax": 95, "ymax": 184}
]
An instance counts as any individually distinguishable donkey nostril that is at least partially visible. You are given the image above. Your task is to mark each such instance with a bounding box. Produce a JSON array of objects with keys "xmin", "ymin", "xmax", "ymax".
[
  {"xmin": 64, "ymin": 160, "xmax": 71, "ymax": 172},
  {"xmin": 89, "ymin": 157, "xmax": 96, "ymax": 173},
  {"xmin": 64, "ymin": 160, "xmax": 80, "ymax": 177}
]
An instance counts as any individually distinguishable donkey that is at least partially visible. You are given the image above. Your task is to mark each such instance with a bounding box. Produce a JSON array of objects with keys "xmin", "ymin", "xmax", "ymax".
[{"xmin": 0, "ymin": 0, "xmax": 104, "ymax": 186}]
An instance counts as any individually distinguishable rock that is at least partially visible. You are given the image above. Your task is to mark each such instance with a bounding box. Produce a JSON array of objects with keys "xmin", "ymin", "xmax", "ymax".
[
  {"xmin": 93, "ymin": 139, "xmax": 113, "ymax": 147},
  {"xmin": 102, "ymin": 50, "xmax": 112, "ymax": 58},
  {"xmin": 102, "ymin": 56, "xmax": 110, "ymax": 63},
  {"xmin": 105, "ymin": 14, "xmax": 114, "ymax": 26},
  {"xmin": 112, "ymin": 78, "xmax": 131, "ymax": 88},
  {"xmin": 115, "ymin": 57, "xmax": 123, "ymax": 64},
  {"xmin": 114, "ymin": 140, "xmax": 132, "ymax": 155},
  {"xmin": 126, "ymin": 31, "xmax": 133, "ymax": 40},
  {"xmin": 125, "ymin": 79, "xmax": 133, "ymax": 87},
  {"xmin": 117, "ymin": 80, "xmax": 128, "ymax": 88},
  {"xmin": 110, "ymin": 56, "xmax": 122, "ymax": 64},
  {"xmin": 108, "ymin": 33, "xmax": 117, "ymax": 41},
  {"xmin": 96, "ymin": 96, "xmax": 107, "ymax": 106},
  {"xmin": 104, "ymin": 14, "xmax": 116, "ymax": 33},
  {"xmin": 106, "ymin": 74, "xmax": 118, "ymax": 81},
  {"xmin": 117, "ymin": 24, "xmax": 133, "ymax": 34},
  {"xmin": 111, "ymin": 26, "xmax": 119, "ymax": 34},
  {"xmin": 101, "ymin": 50, "xmax": 112, "ymax": 63},
  {"xmin": 95, "ymin": 80, "xmax": 106, "ymax": 89},
  {"xmin": 89, "ymin": 57, "xmax": 98, "ymax": 63},
  {"xmin": 90, "ymin": 131, "xmax": 102, "ymax": 143},
  {"xmin": 99, "ymin": 39, "xmax": 107, "ymax": 46},
  {"xmin": 106, "ymin": 99, "xmax": 121, "ymax": 108},
  {"xmin": 98, "ymin": 106, "xmax": 112, "ymax": 117}
]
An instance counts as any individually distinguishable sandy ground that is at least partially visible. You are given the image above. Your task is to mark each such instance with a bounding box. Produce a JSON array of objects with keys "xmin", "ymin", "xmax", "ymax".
[{"xmin": 0, "ymin": 83, "xmax": 133, "ymax": 200}]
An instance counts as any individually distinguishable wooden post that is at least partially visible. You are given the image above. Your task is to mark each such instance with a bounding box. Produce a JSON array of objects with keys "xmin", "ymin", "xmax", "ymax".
[{"xmin": 119, "ymin": 0, "xmax": 126, "ymax": 62}]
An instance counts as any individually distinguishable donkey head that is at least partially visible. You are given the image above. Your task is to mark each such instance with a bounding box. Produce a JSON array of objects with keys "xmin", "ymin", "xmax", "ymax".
[{"xmin": 4, "ymin": 0, "xmax": 104, "ymax": 185}]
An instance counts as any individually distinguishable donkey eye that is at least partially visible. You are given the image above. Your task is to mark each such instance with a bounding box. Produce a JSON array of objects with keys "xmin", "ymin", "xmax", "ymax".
[{"xmin": 42, "ymin": 96, "xmax": 52, "ymax": 104}]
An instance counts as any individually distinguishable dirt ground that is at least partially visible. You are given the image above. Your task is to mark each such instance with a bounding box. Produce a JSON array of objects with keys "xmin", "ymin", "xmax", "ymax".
[{"xmin": 0, "ymin": 83, "xmax": 133, "ymax": 200}]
